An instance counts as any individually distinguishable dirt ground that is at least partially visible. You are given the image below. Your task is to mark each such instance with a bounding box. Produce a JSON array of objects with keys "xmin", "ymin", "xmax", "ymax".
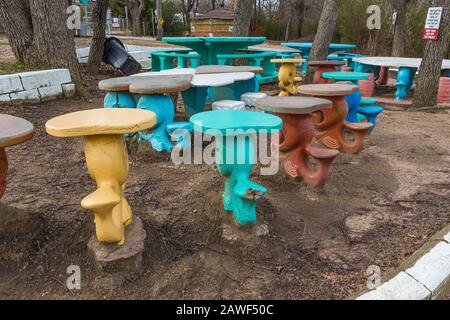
[{"xmin": 0, "ymin": 73, "xmax": 449, "ymax": 300}]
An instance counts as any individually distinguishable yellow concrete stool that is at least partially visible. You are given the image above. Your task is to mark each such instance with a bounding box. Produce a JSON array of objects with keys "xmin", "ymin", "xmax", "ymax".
[
  {"xmin": 46, "ymin": 108, "xmax": 156, "ymax": 245},
  {"xmin": 271, "ymin": 58, "xmax": 304, "ymax": 96}
]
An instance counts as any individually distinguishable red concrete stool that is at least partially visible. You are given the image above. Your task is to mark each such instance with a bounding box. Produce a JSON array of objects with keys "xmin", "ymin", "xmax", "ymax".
[
  {"xmin": 309, "ymin": 60, "xmax": 347, "ymax": 84},
  {"xmin": 437, "ymin": 77, "xmax": 450, "ymax": 105},
  {"xmin": 256, "ymin": 96, "xmax": 339, "ymax": 186},
  {"xmin": 0, "ymin": 114, "xmax": 35, "ymax": 198},
  {"xmin": 298, "ymin": 84, "xmax": 373, "ymax": 154},
  {"xmin": 359, "ymin": 73, "xmax": 375, "ymax": 98}
]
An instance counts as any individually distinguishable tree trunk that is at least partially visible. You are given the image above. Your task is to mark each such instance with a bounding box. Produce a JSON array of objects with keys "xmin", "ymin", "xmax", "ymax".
[
  {"xmin": 129, "ymin": 0, "xmax": 144, "ymax": 36},
  {"xmin": 413, "ymin": 1, "xmax": 450, "ymax": 109},
  {"xmin": 156, "ymin": 0, "xmax": 163, "ymax": 40},
  {"xmin": 309, "ymin": 0, "xmax": 341, "ymax": 61},
  {"xmin": 391, "ymin": 0, "xmax": 407, "ymax": 57},
  {"xmin": 306, "ymin": 0, "xmax": 341, "ymax": 82},
  {"xmin": 0, "ymin": 0, "xmax": 86, "ymax": 96},
  {"xmin": 87, "ymin": 0, "xmax": 109, "ymax": 74},
  {"xmin": 234, "ymin": 0, "xmax": 254, "ymax": 36}
]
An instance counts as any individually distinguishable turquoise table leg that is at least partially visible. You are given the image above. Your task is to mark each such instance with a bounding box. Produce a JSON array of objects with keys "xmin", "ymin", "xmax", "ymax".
[
  {"xmin": 104, "ymin": 92, "xmax": 137, "ymax": 108},
  {"xmin": 136, "ymin": 94, "xmax": 175, "ymax": 152},
  {"xmin": 443, "ymin": 69, "xmax": 450, "ymax": 77},
  {"xmin": 396, "ymin": 67, "xmax": 417, "ymax": 101},
  {"xmin": 216, "ymin": 134, "xmax": 267, "ymax": 225},
  {"xmin": 182, "ymin": 86, "xmax": 209, "ymax": 118},
  {"xmin": 208, "ymin": 78, "xmax": 259, "ymax": 102}
]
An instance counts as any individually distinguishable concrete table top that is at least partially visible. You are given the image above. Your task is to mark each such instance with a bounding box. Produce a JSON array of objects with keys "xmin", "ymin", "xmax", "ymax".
[
  {"xmin": 45, "ymin": 108, "xmax": 156, "ymax": 138},
  {"xmin": 353, "ymin": 56, "xmax": 450, "ymax": 69},
  {"xmin": 298, "ymin": 84, "xmax": 359, "ymax": 97},
  {"xmin": 129, "ymin": 74, "xmax": 193, "ymax": 94},
  {"xmin": 255, "ymin": 96, "xmax": 332, "ymax": 114},
  {"xmin": 190, "ymin": 110, "xmax": 282, "ymax": 135},
  {"xmin": 0, "ymin": 114, "xmax": 34, "ymax": 148}
]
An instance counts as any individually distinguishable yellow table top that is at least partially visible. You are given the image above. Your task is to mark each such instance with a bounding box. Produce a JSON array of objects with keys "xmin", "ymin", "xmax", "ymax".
[{"xmin": 45, "ymin": 108, "xmax": 157, "ymax": 138}]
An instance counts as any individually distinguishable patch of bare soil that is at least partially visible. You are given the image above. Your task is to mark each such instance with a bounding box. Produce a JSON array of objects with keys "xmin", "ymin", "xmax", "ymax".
[{"xmin": 0, "ymin": 83, "xmax": 449, "ymax": 299}]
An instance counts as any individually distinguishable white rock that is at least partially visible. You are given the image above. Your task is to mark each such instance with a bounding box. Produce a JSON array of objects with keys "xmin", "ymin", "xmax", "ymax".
[
  {"xmin": 10, "ymin": 89, "xmax": 41, "ymax": 104},
  {"xmin": 0, "ymin": 74, "xmax": 23, "ymax": 94},
  {"xmin": 20, "ymin": 69, "xmax": 72, "ymax": 90},
  {"xmin": 241, "ymin": 92, "xmax": 268, "ymax": 107},
  {"xmin": 405, "ymin": 241, "xmax": 450, "ymax": 294},
  {"xmin": 62, "ymin": 83, "xmax": 76, "ymax": 98},
  {"xmin": 212, "ymin": 100, "xmax": 246, "ymax": 111},
  {"xmin": 356, "ymin": 272, "xmax": 431, "ymax": 300}
]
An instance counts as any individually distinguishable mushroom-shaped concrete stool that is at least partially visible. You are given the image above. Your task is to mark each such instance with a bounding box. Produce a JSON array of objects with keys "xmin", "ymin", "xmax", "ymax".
[
  {"xmin": 129, "ymin": 74, "xmax": 193, "ymax": 152},
  {"xmin": 190, "ymin": 110, "xmax": 282, "ymax": 225},
  {"xmin": 46, "ymin": 108, "xmax": 156, "ymax": 244},
  {"xmin": 0, "ymin": 114, "xmax": 34, "ymax": 199}
]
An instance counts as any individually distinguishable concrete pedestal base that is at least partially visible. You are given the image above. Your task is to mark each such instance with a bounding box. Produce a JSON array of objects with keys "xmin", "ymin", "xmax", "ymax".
[{"xmin": 87, "ymin": 216, "xmax": 146, "ymax": 274}]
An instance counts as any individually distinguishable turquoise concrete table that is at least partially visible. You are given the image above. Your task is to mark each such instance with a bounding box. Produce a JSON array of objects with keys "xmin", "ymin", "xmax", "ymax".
[
  {"xmin": 282, "ymin": 42, "xmax": 356, "ymax": 74},
  {"xmin": 163, "ymin": 37, "xmax": 267, "ymax": 65},
  {"xmin": 190, "ymin": 110, "xmax": 282, "ymax": 225},
  {"xmin": 322, "ymin": 71, "xmax": 383, "ymax": 131}
]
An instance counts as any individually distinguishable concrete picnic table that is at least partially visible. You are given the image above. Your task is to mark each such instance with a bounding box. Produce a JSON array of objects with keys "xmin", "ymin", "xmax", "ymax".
[
  {"xmin": 190, "ymin": 110, "xmax": 282, "ymax": 225},
  {"xmin": 45, "ymin": 108, "xmax": 156, "ymax": 245},
  {"xmin": 298, "ymin": 83, "xmax": 372, "ymax": 154},
  {"xmin": 162, "ymin": 37, "xmax": 267, "ymax": 65},
  {"xmin": 0, "ymin": 114, "xmax": 34, "ymax": 199},
  {"xmin": 322, "ymin": 72, "xmax": 384, "ymax": 132},
  {"xmin": 352, "ymin": 56, "xmax": 450, "ymax": 101},
  {"xmin": 282, "ymin": 42, "xmax": 357, "ymax": 73},
  {"xmin": 255, "ymin": 96, "xmax": 339, "ymax": 186}
]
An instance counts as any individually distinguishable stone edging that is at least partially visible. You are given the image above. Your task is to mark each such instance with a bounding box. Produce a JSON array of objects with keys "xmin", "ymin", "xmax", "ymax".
[
  {"xmin": 354, "ymin": 225, "xmax": 450, "ymax": 300},
  {"xmin": 0, "ymin": 69, "xmax": 75, "ymax": 105}
]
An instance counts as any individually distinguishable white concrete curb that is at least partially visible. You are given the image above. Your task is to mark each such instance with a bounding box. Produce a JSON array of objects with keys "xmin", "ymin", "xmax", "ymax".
[
  {"xmin": 0, "ymin": 69, "xmax": 75, "ymax": 105},
  {"xmin": 357, "ymin": 230, "xmax": 450, "ymax": 300}
]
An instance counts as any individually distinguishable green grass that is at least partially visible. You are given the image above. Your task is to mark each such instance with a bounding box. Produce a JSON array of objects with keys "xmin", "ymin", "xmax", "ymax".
[{"xmin": 0, "ymin": 60, "xmax": 48, "ymax": 75}]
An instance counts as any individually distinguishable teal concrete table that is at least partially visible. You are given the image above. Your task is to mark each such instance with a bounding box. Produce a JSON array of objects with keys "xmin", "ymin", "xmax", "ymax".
[
  {"xmin": 190, "ymin": 110, "xmax": 282, "ymax": 225},
  {"xmin": 163, "ymin": 37, "xmax": 267, "ymax": 65},
  {"xmin": 322, "ymin": 71, "xmax": 383, "ymax": 131},
  {"xmin": 282, "ymin": 42, "xmax": 356, "ymax": 74}
]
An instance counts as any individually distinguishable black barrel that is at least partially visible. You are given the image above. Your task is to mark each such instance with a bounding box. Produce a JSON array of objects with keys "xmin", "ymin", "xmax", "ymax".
[{"xmin": 102, "ymin": 37, "xmax": 142, "ymax": 76}]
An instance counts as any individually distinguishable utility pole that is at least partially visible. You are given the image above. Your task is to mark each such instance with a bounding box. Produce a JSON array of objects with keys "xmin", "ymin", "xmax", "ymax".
[{"xmin": 156, "ymin": 0, "xmax": 163, "ymax": 40}]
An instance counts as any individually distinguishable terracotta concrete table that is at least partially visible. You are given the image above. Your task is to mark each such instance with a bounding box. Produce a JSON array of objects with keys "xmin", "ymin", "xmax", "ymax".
[
  {"xmin": 309, "ymin": 60, "xmax": 347, "ymax": 84},
  {"xmin": 45, "ymin": 108, "xmax": 156, "ymax": 244},
  {"xmin": 0, "ymin": 114, "xmax": 34, "ymax": 198},
  {"xmin": 271, "ymin": 58, "xmax": 304, "ymax": 96},
  {"xmin": 255, "ymin": 96, "xmax": 339, "ymax": 186},
  {"xmin": 190, "ymin": 110, "xmax": 282, "ymax": 225},
  {"xmin": 298, "ymin": 84, "xmax": 372, "ymax": 154},
  {"xmin": 322, "ymin": 71, "xmax": 384, "ymax": 132}
]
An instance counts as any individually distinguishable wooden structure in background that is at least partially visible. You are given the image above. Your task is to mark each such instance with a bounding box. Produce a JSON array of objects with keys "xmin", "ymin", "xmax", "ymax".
[{"xmin": 191, "ymin": 7, "xmax": 235, "ymax": 36}]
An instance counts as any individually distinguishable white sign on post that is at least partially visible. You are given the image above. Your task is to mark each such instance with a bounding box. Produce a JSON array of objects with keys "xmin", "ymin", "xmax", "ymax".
[{"xmin": 423, "ymin": 7, "xmax": 443, "ymax": 41}]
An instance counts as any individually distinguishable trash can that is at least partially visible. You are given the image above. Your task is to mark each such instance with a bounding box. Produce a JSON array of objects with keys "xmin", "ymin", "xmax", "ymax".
[{"xmin": 102, "ymin": 37, "xmax": 142, "ymax": 76}]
